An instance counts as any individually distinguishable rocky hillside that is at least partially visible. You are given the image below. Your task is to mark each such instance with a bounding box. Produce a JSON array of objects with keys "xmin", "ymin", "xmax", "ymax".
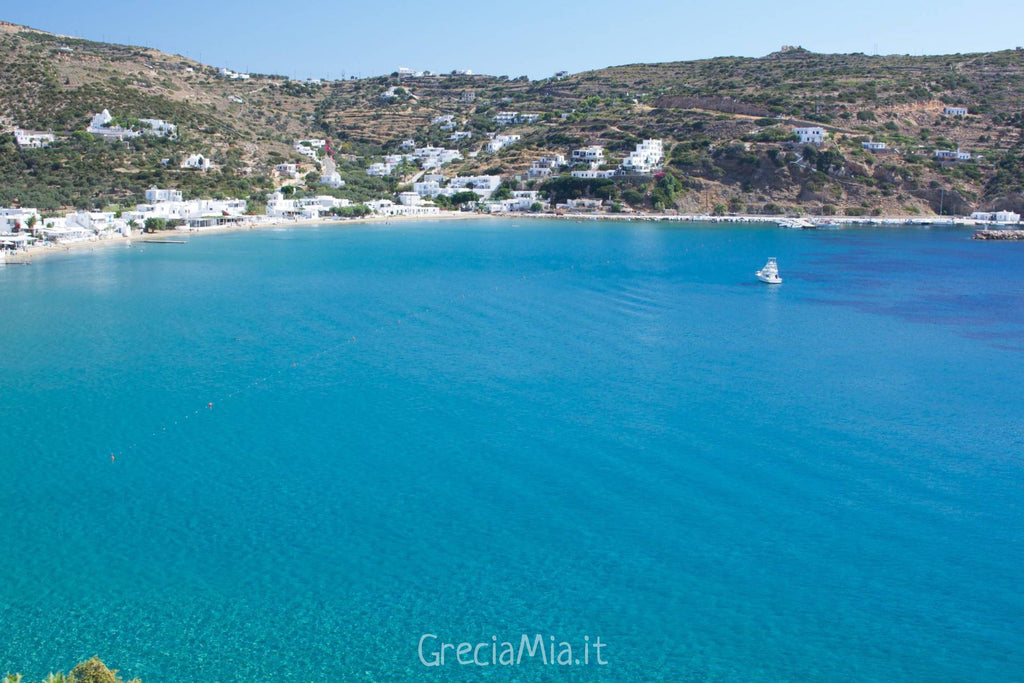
[{"xmin": 2, "ymin": 21, "xmax": 1024, "ymax": 215}]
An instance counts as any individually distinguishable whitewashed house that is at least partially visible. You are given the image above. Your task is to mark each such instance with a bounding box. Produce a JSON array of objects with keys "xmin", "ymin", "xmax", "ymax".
[
  {"xmin": 970, "ymin": 210, "xmax": 1020, "ymax": 223},
  {"xmin": 528, "ymin": 154, "xmax": 566, "ymax": 178},
  {"xmin": 557, "ymin": 198, "xmax": 604, "ymax": 211},
  {"xmin": 446, "ymin": 175, "xmax": 502, "ymax": 199},
  {"xmin": 87, "ymin": 109, "xmax": 139, "ymax": 141},
  {"xmin": 486, "ymin": 134, "xmax": 520, "ymax": 153},
  {"xmin": 571, "ymin": 169, "xmax": 617, "ymax": 179},
  {"xmin": 145, "ymin": 188, "xmax": 183, "ymax": 203},
  {"xmin": 413, "ymin": 180, "xmax": 442, "ymax": 198},
  {"xmin": 0, "ymin": 206, "xmax": 42, "ymax": 232},
  {"xmin": 450, "ymin": 131, "xmax": 473, "ymax": 141},
  {"xmin": 219, "ymin": 68, "xmax": 250, "ymax": 80},
  {"xmin": 793, "ymin": 127, "xmax": 826, "ymax": 145},
  {"xmin": 139, "ymin": 118, "xmax": 177, "ymax": 137},
  {"xmin": 935, "ymin": 149, "xmax": 971, "ymax": 160},
  {"xmin": 493, "ymin": 112, "xmax": 519, "ymax": 126},
  {"xmin": 621, "ymin": 139, "xmax": 664, "ymax": 174},
  {"xmin": 275, "ymin": 163, "xmax": 299, "ymax": 179},
  {"xmin": 13, "ymin": 129, "xmax": 57, "ymax": 148},
  {"xmin": 944, "ymin": 107, "xmax": 968, "ymax": 116},
  {"xmin": 181, "ymin": 154, "xmax": 211, "ymax": 171},
  {"xmin": 572, "ymin": 146, "xmax": 605, "ymax": 165},
  {"xmin": 367, "ymin": 162, "xmax": 395, "ymax": 176},
  {"xmin": 862, "ymin": 141, "xmax": 886, "ymax": 151},
  {"xmin": 319, "ymin": 158, "xmax": 345, "ymax": 188}
]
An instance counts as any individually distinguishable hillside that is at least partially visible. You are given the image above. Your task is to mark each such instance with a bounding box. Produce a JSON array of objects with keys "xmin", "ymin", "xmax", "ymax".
[{"xmin": 2, "ymin": 21, "xmax": 1024, "ymax": 216}]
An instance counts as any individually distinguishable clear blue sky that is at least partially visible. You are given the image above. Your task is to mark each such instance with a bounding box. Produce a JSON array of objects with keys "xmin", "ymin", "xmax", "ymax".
[{"xmin": 5, "ymin": 0, "xmax": 1024, "ymax": 80}]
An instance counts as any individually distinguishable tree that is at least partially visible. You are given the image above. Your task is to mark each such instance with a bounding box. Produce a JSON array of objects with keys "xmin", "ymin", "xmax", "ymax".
[
  {"xmin": 144, "ymin": 217, "xmax": 167, "ymax": 232},
  {"xmin": 622, "ymin": 189, "xmax": 645, "ymax": 207},
  {"xmin": 530, "ymin": 202, "xmax": 543, "ymax": 212},
  {"xmin": 450, "ymin": 191, "xmax": 480, "ymax": 206}
]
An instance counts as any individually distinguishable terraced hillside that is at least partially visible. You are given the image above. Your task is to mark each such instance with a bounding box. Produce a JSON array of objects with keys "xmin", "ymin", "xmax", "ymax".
[{"xmin": 2, "ymin": 21, "xmax": 1024, "ymax": 215}]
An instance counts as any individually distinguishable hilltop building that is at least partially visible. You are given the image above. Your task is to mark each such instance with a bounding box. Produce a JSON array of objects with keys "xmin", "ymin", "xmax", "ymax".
[
  {"xmin": 486, "ymin": 134, "xmax": 520, "ymax": 153},
  {"xmin": 528, "ymin": 154, "xmax": 566, "ymax": 178},
  {"xmin": 571, "ymin": 146, "xmax": 605, "ymax": 165},
  {"xmin": 181, "ymin": 154, "xmax": 211, "ymax": 171},
  {"xmin": 620, "ymin": 139, "xmax": 664, "ymax": 174},
  {"xmin": 793, "ymin": 126, "xmax": 826, "ymax": 145},
  {"xmin": 13, "ymin": 129, "xmax": 57, "ymax": 148}
]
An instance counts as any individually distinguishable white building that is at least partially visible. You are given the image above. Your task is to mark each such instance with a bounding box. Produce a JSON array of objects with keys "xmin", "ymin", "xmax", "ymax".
[
  {"xmin": 13, "ymin": 129, "xmax": 56, "ymax": 148},
  {"xmin": 528, "ymin": 154, "xmax": 566, "ymax": 178},
  {"xmin": 944, "ymin": 107, "xmax": 968, "ymax": 117},
  {"xmin": 413, "ymin": 180, "xmax": 442, "ymax": 198},
  {"xmin": 64, "ymin": 211, "xmax": 124, "ymax": 234},
  {"xmin": 486, "ymin": 190, "xmax": 545, "ymax": 213},
  {"xmin": 127, "ymin": 197, "xmax": 247, "ymax": 223},
  {"xmin": 450, "ymin": 131, "xmax": 473, "ymax": 141},
  {"xmin": 970, "ymin": 210, "xmax": 1020, "ymax": 223},
  {"xmin": 486, "ymin": 134, "xmax": 520, "ymax": 153},
  {"xmin": 145, "ymin": 187, "xmax": 183, "ymax": 203},
  {"xmin": 367, "ymin": 162, "xmax": 395, "ymax": 176},
  {"xmin": 493, "ymin": 111, "xmax": 519, "ymax": 126},
  {"xmin": 621, "ymin": 139, "xmax": 664, "ymax": 174},
  {"xmin": 446, "ymin": 175, "xmax": 502, "ymax": 199},
  {"xmin": 139, "ymin": 118, "xmax": 177, "ymax": 137},
  {"xmin": 398, "ymin": 192, "xmax": 423, "ymax": 206},
  {"xmin": 793, "ymin": 127, "xmax": 826, "ymax": 145},
  {"xmin": 219, "ymin": 68, "xmax": 250, "ymax": 80},
  {"xmin": 411, "ymin": 146, "xmax": 462, "ymax": 169},
  {"xmin": 181, "ymin": 154, "xmax": 211, "ymax": 171},
  {"xmin": 275, "ymin": 163, "xmax": 299, "ymax": 179},
  {"xmin": 321, "ymin": 172, "xmax": 346, "ymax": 188},
  {"xmin": 292, "ymin": 140, "xmax": 323, "ymax": 160},
  {"xmin": 557, "ymin": 198, "xmax": 604, "ymax": 211},
  {"xmin": 518, "ymin": 113, "xmax": 540, "ymax": 124},
  {"xmin": 319, "ymin": 158, "xmax": 345, "ymax": 188},
  {"xmin": 87, "ymin": 109, "xmax": 139, "ymax": 141},
  {"xmin": 364, "ymin": 199, "xmax": 441, "ymax": 217},
  {"xmin": 572, "ymin": 146, "xmax": 605, "ymax": 164},
  {"xmin": 0, "ymin": 206, "xmax": 42, "ymax": 232},
  {"xmin": 431, "ymin": 114, "xmax": 455, "ymax": 127},
  {"xmin": 862, "ymin": 141, "xmax": 886, "ymax": 151},
  {"xmin": 571, "ymin": 169, "xmax": 617, "ymax": 179},
  {"xmin": 935, "ymin": 149, "xmax": 971, "ymax": 161}
]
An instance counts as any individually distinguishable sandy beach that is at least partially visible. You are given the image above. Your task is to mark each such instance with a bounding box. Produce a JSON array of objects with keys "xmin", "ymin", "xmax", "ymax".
[
  {"xmin": 3, "ymin": 210, "xmax": 492, "ymax": 263},
  {"xmin": 4, "ymin": 209, "xmax": 1001, "ymax": 265}
]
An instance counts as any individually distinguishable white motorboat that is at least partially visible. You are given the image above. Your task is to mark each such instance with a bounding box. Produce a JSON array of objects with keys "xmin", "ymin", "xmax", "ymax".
[
  {"xmin": 756, "ymin": 257, "xmax": 782, "ymax": 284},
  {"xmin": 779, "ymin": 217, "xmax": 814, "ymax": 229}
]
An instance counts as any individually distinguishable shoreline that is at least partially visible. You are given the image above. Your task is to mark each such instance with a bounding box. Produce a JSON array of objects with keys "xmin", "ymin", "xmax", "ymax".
[
  {"xmin": 3, "ymin": 210, "xmax": 1012, "ymax": 264},
  {"xmin": 3, "ymin": 210, "xmax": 492, "ymax": 263}
]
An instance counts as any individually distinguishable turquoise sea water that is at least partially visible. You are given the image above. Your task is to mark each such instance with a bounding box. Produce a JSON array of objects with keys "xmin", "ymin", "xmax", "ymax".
[{"xmin": 1, "ymin": 219, "xmax": 1022, "ymax": 681}]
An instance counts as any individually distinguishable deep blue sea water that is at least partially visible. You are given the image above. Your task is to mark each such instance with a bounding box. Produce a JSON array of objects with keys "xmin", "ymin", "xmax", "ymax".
[{"xmin": 1, "ymin": 219, "xmax": 1022, "ymax": 682}]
